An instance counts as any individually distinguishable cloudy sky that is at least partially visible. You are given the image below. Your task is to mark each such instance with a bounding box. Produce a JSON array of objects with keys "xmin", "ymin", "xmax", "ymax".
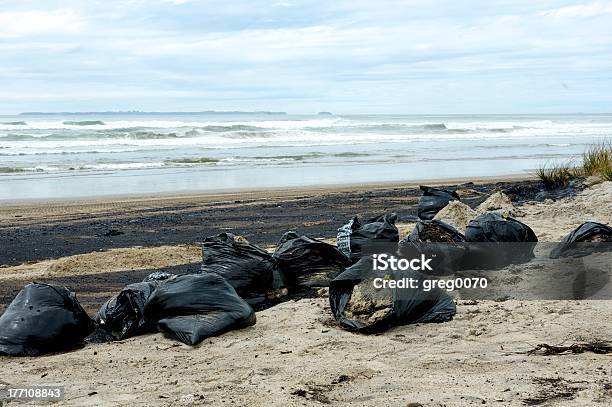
[{"xmin": 1, "ymin": 0, "xmax": 611, "ymax": 114}]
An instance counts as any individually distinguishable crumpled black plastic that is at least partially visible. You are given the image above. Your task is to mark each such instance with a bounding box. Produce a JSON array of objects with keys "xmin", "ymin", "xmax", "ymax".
[
  {"xmin": 273, "ymin": 231, "xmax": 350, "ymax": 289},
  {"xmin": 329, "ymin": 257, "xmax": 456, "ymax": 334},
  {"xmin": 143, "ymin": 273, "xmax": 256, "ymax": 346},
  {"xmin": 337, "ymin": 213, "xmax": 399, "ymax": 262},
  {"xmin": 0, "ymin": 283, "xmax": 94, "ymax": 356},
  {"xmin": 463, "ymin": 212, "xmax": 537, "ymax": 269},
  {"xmin": 95, "ymin": 281, "xmax": 160, "ymax": 340},
  {"xmin": 550, "ymin": 221, "xmax": 612, "ymax": 258},
  {"xmin": 417, "ymin": 186, "xmax": 460, "ymax": 220},
  {"xmin": 200, "ymin": 233, "xmax": 280, "ymax": 306}
]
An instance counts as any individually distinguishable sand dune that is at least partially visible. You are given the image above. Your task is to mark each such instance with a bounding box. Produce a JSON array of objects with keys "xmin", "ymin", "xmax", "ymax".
[{"xmin": 0, "ymin": 245, "xmax": 201, "ymax": 281}]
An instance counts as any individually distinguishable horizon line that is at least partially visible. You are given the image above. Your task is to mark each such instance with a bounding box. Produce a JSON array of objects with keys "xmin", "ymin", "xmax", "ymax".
[{"xmin": 6, "ymin": 111, "xmax": 612, "ymax": 116}]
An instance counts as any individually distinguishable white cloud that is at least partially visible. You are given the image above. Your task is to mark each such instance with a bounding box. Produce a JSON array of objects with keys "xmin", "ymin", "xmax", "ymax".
[
  {"xmin": 0, "ymin": 0, "xmax": 611, "ymax": 113},
  {"xmin": 0, "ymin": 9, "xmax": 83, "ymax": 37},
  {"xmin": 539, "ymin": 1, "xmax": 612, "ymax": 18}
]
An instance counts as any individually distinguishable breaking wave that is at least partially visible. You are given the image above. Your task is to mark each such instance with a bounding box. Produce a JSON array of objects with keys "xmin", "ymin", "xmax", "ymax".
[
  {"xmin": 1, "ymin": 121, "xmax": 27, "ymax": 125},
  {"xmin": 0, "ymin": 131, "xmax": 181, "ymax": 141},
  {"xmin": 165, "ymin": 157, "xmax": 220, "ymax": 164},
  {"xmin": 63, "ymin": 120, "xmax": 106, "ymax": 126},
  {"xmin": 201, "ymin": 124, "xmax": 264, "ymax": 132},
  {"xmin": 1, "ymin": 114, "xmax": 610, "ymax": 181},
  {"xmin": 0, "ymin": 166, "xmax": 26, "ymax": 173}
]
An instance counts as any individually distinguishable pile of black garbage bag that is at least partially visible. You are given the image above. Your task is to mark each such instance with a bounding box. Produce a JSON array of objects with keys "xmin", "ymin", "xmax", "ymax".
[
  {"xmin": 398, "ymin": 216, "xmax": 538, "ymax": 272},
  {"xmin": 94, "ymin": 272, "xmax": 256, "ymax": 346},
  {"xmin": 0, "ymin": 211, "xmax": 447, "ymax": 355},
  {"xmin": 3, "ymin": 185, "xmax": 608, "ymax": 357},
  {"xmin": 0, "ymin": 229, "xmax": 360, "ymax": 355}
]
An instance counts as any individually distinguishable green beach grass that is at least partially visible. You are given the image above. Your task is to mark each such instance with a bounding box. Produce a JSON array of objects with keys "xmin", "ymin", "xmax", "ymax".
[{"xmin": 537, "ymin": 139, "xmax": 612, "ymax": 187}]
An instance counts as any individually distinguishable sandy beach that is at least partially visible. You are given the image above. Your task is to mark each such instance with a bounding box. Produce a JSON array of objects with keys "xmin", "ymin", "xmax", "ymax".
[
  {"xmin": 0, "ymin": 176, "xmax": 611, "ymax": 406},
  {"xmin": 3, "ymin": 0, "xmax": 612, "ymax": 405}
]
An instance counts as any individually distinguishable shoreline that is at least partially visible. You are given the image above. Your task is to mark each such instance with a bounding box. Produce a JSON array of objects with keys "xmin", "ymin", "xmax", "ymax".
[{"xmin": 0, "ymin": 173, "xmax": 533, "ymax": 207}]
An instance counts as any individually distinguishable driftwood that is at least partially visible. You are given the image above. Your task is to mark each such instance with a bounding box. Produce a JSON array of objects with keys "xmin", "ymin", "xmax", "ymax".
[{"xmin": 527, "ymin": 341, "xmax": 612, "ymax": 355}]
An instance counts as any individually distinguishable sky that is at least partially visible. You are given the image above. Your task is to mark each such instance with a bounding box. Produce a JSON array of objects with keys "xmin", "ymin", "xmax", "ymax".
[{"xmin": 0, "ymin": 0, "xmax": 611, "ymax": 114}]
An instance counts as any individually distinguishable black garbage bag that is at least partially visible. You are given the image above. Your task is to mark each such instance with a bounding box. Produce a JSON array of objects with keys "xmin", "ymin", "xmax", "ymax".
[
  {"xmin": 273, "ymin": 231, "xmax": 350, "ymax": 289},
  {"xmin": 0, "ymin": 283, "xmax": 94, "ymax": 356},
  {"xmin": 95, "ymin": 281, "xmax": 160, "ymax": 341},
  {"xmin": 398, "ymin": 220, "xmax": 467, "ymax": 275},
  {"xmin": 465, "ymin": 212, "xmax": 537, "ymax": 243},
  {"xmin": 143, "ymin": 273, "xmax": 256, "ymax": 346},
  {"xmin": 550, "ymin": 222, "xmax": 612, "ymax": 258},
  {"xmin": 329, "ymin": 257, "xmax": 456, "ymax": 333},
  {"xmin": 418, "ymin": 186, "xmax": 460, "ymax": 220},
  {"xmin": 463, "ymin": 212, "xmax": 537, "ymax": 269},
  {"xmin": 200, "ymin": 233, "xmax": 281, "ymax": 306},
  {"xmin": 337, "ymin": 213, "xmax": 399, "ymax": 262}
]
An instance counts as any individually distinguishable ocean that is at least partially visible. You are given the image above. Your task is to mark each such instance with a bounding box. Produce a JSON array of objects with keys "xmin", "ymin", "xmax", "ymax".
[{"xmin": 0, "ymin": 112, "xmax": 610, "ymax": 200}]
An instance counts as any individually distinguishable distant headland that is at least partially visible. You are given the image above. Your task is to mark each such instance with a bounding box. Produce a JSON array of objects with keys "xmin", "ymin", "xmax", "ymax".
[{"xmin": 18, "ymin": 111, "xmax": 288, "ymax": 116}]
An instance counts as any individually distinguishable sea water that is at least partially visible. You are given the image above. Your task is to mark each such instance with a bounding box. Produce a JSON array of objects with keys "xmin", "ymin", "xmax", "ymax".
[{"xmin": 0, "ymin": 112, "xmax": 610, "ymax": 200}]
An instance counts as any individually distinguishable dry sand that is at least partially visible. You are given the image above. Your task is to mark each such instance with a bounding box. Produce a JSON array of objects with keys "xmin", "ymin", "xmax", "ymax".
[
  {"xmin": 1, "ymin": 181, "xmax": 611, "ymax": 406},
  {"xmin": 1, "ymin": 299, "xmax": 610, "ymax": 406},
  {"xmin": 0, "ymin": 245, "xmax": 201, "ymax": 282},
  {"xmin": 518, "ymin": 181, "xmax": 612, "ymax": 240},
  {"xmin": 476, "ymin": 191, "xmax": 522, "ymax": 217},
  {"xmin": 433, "ymin": 200, "xmax": 477, "ymax": 233}
]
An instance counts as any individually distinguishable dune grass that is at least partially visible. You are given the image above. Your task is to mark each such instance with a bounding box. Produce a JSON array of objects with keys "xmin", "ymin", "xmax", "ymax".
[
  {"xmin": 537, "ymin": 139, "xmax": 611, "ymax": 188},
  {"xmin": 581, "ymin": 140, "xmax": 611, "ymax": 176},
  {"xmin": 535, "ymin": 162, "xmax": 575, "ymax": 188},
  {"xmin": 602, "ymin": 166, "xmax": 612, "ymax": 181}
]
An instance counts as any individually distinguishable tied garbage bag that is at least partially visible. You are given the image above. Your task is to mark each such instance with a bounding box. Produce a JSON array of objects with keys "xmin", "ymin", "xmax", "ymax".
[
  {"xmin": 200, "ymin": 233, "xmax": 281, "ymax": 306},
  {"xmin": 95, "ymin": 281, "xmax": 160, "ymax": 341},
  {"xmin": 0, "ymin": 283, "xmax": 94, "ymax": 356},
  {"xmin": 550, "ymin": 222, "xmax": 612, "ymax": 258},
  {"xmin": 418, "ymin": 186, "xmax": 460, "ymax": 220},
  {"xmin": 143, "ymin": 274, "xmax": 256, "ymax": 346},
  {"xmin": 463, "ymin": 212, "xmax": 537, "ymax": 269},
  {"xmin": 329, "ymin": 257, "xmax": 456, "ymax": 333},
  {"xmin": 337, "ymin": 214, "xmax": 399, "ymax": 262},
  {"xmin": 398, "ymin": 220, "xmax": 467, "ymax": 275},
  {"xmin": 273, "ymin": 231, "xmax": 350, "ymax": 289}
]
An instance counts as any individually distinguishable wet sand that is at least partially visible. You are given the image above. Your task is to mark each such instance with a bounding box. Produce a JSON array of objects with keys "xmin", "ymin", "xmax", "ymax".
[{"xmin": 0, "ymin": 175, "xmax": 544, "ymax": 266}]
